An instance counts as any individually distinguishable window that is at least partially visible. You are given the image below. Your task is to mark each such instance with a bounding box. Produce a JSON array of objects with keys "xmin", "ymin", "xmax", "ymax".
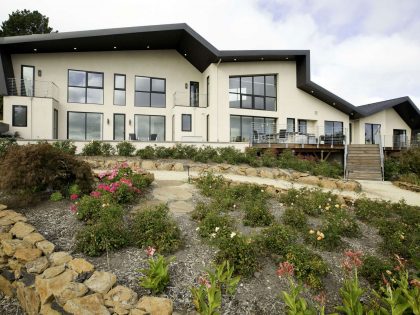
[
  {"xmin": 68, "ymin": 70, "xmax": 103, "ymax": 104},
  {"xmin": 298, "ymin": 119, "xmax": 307, "ymax": 134},
  {"xmin": 182, "ymin": 114, "xmax": 192, "ymax": 132},
  {"xmin": 325, "ymin": 121, "xmax": 344, "ymax": 145},
  {"xmin": 12, "ymin": 105, "xmax": 27, "ymax": 127},
  {"xmin": 53, "ymin": 109, "xmax": 58, "ymax": 139},
  {"xmin": 134, "ymin": 115, "xmax": 165, "ymax": 141},
  {"xmin": 229, "ymin": 75, "xmax": 276, "ymax": 111},
  {"xmin": 230, "ymin": 115, "xmax": 276, "ymax": 142},
  {"xmin": 113, "ymin": 114, "xmax": 125, "ymax": 140},
  {"xmin": 114, "ymin": 74, "xmax": 126, "ymax": 106},
  {"xmin": 67, "ymin": 112, "xmax": 103, "ymax": 140},
  {"xmin": 21, "ymin": 65, "xmax": 34, "ymax": 96},
  {"xmin": 135, "ymin": 76, "xmax": 166, "ymax": 107},
  {"xmin": 287, "ymin": 118, "xmax": 295, "ymax": 132}
]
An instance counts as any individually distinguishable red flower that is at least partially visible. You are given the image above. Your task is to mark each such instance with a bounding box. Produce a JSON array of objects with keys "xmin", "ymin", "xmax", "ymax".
[
  {"xmin": 276, "ymin": 261, "xmax": 294, "ymax": 278},
  {"xmin": 90, "ymin": 191, "xmax": 101, "ymax": 198},
  {"xmin": 70, "ymin": 204, "xmax": 77, "ymax": 213},
  {"xmin": 313, "ymin": 292, "xmax": 327, "ymax": 306},
  {"xmin": 145, "ymin": 246, "xmax": 156, "ymax": 257},
  {"xmin": 198, "ymin": 276, "xmax": 211, "ymax": 288},
  {"xmin": 342, "ymin": 250, "xmax": 363, "ymax": 272},
  {"xmin": 120, "ymin": 178, "xmax": 133, "ymax": 187},
  {"xmin": 70, "ymin": 194, "xmax": 79, "ymax": 200}
]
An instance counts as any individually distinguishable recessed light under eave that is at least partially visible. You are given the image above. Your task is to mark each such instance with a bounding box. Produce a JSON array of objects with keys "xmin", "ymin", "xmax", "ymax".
[
  {"xmin": 33, "ymin": 48, "xmax": 37, "ymax": 52},
  {"xmin": 73, "ymin": 47, "xmax": 77, "ymax": 50}
]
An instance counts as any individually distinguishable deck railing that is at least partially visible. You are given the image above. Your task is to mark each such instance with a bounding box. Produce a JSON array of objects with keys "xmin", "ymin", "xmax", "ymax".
[
  {"xmin": 7, "ymin": 78, "xmax": 59, "ymax": 100},
  {"xmin": 173, "ymin": 91, "xmax": 208, "ymax": 108},
  {"xmin": 376, "ymin": 127, "xmax": 385, "ymax": 181},
  {"xmin": 248, "ymin": 123, "xmax": 347, "ymax": 147}
]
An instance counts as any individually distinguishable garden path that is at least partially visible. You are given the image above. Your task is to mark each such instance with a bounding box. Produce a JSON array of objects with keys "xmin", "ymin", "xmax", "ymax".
[{"xmin": 150, "ymin": 170, "xmax": 420, "ymax": 207}]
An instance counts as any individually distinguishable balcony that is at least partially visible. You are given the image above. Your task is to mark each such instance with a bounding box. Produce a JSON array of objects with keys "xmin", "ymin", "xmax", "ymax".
[
  {"xmin": 173, "ymin": 91, "xmax": 208, "ymax": 108},
  {"xmin": 7, "ymin": 78, "xmax": 59, "ymax": 100}
]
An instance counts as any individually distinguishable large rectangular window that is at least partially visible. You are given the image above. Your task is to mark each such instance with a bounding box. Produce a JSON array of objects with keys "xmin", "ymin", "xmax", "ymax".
[
  {"xmin": 68, "ymin": 70, "xmax": 103, "ymax": 104},
  {"xmin": 113, "ymin": 114, "xmax": 125, "ymax": 140},
  {"xmin": 135, "ymin": 76, "xmax": 166, "ymax": 107},
  {"xmin": 182, "ymin": 114, "xmax": 192, "ymax": 132},
  {"xmin": 298, "ymin": 119, "xmax": 307, "ymax": 134},
  {"xmin": 287, "ymin": 118, "xmax": 295, "ymax": 132},
  {"xmin": 114, "ymin": 74, "xmax": 126, "ymax": 106},
  {"xmin": 67, "ymin": 112, "xmax": 103, "ymax": 140},
  {"xmin": 21, "ymin": 65, "xmax": 34, "ymax": 97},
  {"xmin": 230, "ymin": 115, "xmax": 276, "ymax": 142},
  {"xmin": 324, "ymin": 121, "xmax": 344, "ymax": 145},
  {"xmin": 229, "ymin": 75, "xmax": 276, "ymax": 111},
  {"xmin": 12, "ymin": 105, "xmax": 27, "ymax": 127},
  {"xmin": 134, "ymin": 115, "xmax": 165, "ymax": 141}
]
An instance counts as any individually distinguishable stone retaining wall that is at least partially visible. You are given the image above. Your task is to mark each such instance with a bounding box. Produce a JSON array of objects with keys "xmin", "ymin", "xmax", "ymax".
[
  {"xmin": 0, "ymin": 204, "xmax": 174, "ymax": 315},
  {"xmin": 79, "ymin": 157, "xmax": 361, "ymax": 192}
]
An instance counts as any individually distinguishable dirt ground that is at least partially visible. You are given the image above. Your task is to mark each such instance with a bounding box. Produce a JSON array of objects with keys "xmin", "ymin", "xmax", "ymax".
[{"xmin": 0, "ymin": 176, "xmax": 390, "ymax": 315}]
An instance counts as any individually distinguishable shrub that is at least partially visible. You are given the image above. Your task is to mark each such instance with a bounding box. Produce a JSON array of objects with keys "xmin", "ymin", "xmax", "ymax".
[
  {"xmin": 195, "ymin": 172, "xmax": 227, "ymax": 197},
  {"xmin": 49, "ymin": 191, "xmax": 63, "ymax": 201},
  {"xmin": 360, "ymin": 255, "xmax": 392, "ymax": 289},
  {"xmin": 354, "ymin": 198, "xmax": 391, "ymax": 223},
  {"xmin": 0, "ymin": 138, "xmax": 17, "ymax": 157},
  {"xmin": 243, "ymin": 203, "xmax": 274, "ymax": 227},
  {"xmin": 130, "ymin": 204, "xmax": 182, "ymax": 253},
  {"xmin": 136, "ymin": 146, "xmax": 156, "ymax": 159},
  {"xmin": 284, "ymin": 244, "xmax": 329, "ymax": 289},
  {"xmin": 282, "ymin": 207, "xmax": 308, "ymax": 230},
  {"xmin": 81, "ymin": 140, "xmax": 103, "ymax": 156},
  {"xmin": 216, "ymin": 234, "xmax": 259, "ymax": 277},
  {"xmin": 68, "ymin": 184, "xmax": 81, "ymax": 196},
  {"xmin": 197, "ymin": 211, "xmax": 234, "ymax": 241},
  {"xmin": 52, "ymin": 140, "xmax": 77, "ymax": 155},
  {"xmin": 0, "ymin": 143, "xmax": 94, "ymax": 201},
  {"xmin": 76, "ymin": 211, "xmax": 129, "ymax": 256},
  {"xmin": 324, "ymin": 208, "xmax": 360, "ymax": 238},
  {"xmin": 191, "ymin": 202, "xmax": 212, "ymax": 221},
  {"xmin": 304, "ymin": 224, "xmax": 344, "ymax": 251},
  {"xmin": 258, "ymin": 223, "xmax": 297, "ymax": 256},
  {"xmin": 116, "ymin": 141, "xmax": 136, "ymax": 156},
  {"xmin": 75, "ymin": 194, "xmax": 116, "ymax": 222},
  {"xmin": 101, "ymin": 143, "xmax": 115, "ymax": 156}
]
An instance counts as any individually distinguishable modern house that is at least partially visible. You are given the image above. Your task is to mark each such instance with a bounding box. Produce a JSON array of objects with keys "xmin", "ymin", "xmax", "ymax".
[{"xmin": 0, "ymin": 24, "xmax": 419, "ymax": 179}]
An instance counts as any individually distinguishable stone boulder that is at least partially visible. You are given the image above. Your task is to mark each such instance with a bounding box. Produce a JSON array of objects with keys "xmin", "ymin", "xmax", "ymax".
[
  {"xmin": 41, "ymin": 264, "xmax": 66, "ymax": 279},
  {"xmin": 14, "ymin": 248, "xmax": 42, "ymax": 263},
  {"xmin": 297, "ymin": 176, "xmax": 320, "ymax": 186},
  {"xmin": 84, "ymin": 271, "xmax": 117, "ymax": 294},
  {"xmin": 0, "ymin": 204, "xmax": 7, "ymax": 211},
  {"xmin": 1, "ymin": 239, "xmax": 31, "ymax": 256},
  {"xmin": 260, "ymin": 169, "xmax": 274, "ymax": 179},
  {"xmin": 23, "ymin": 232, "xmax": 45, "ymax": 245},
  {"xmin": 319, "ymin": 179, "xmax": 338, "ymax": 189},
  {"xmin": 68, "ymin": 258, "xmax": 95, "ymax": 274},
  {"xmin": 64, "ymin": 293, "xmax": 110, "ymax": 315},
  {"xmin": 36, "ymin": 240, "xmax": 55, "ymax": 255},
  {"xmin": 245, "ymin": 168, "xmax": 258, "ymax": 177},
  {"xmin": 10, "ymin": 222, "xmax": 35, "ymax": 239},
  {"xmin": 26, "ymin": 256, "xmax": 49, "ymax": 274},
  {"xmin": 105, "ymin": 285, "xmax": 138, "ymax": 315},
  {"xmin": 172, "ymin": 162, "xmax": 184, "ymax": 172},
  {"xmin": 35, "ymin": 269, "xmax": 77, "ymax": 304},
  {"xmin": 141, "ymin": 160, "xmax": 156, "ymax": 170},
  {"xmin": 136, "ymin": 296, "xmax": 173, "ymax": 315},
  {"xmin": 15, "ymin": 281, "xmax": 40, "ymax": 315},
  {"xmin": 54, "ymin": 282, "xmax": 89, "ymax": 306},
  {"xmin": 0, "ymin": 275, "xmax": 14, "ymax": 297},
  {"xmin": 49, "ymin": 252, "xmax": 72, "ymax": 266}
]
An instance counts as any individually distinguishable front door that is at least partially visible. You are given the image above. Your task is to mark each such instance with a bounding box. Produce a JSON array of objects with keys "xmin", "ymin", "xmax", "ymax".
[
  {"xmin": 190, "ymin": 81, "xmax": 199, "ymax": 107},
  {"xmin": 365, "ymin": 123, "xmax": 381, "ymax": 144}
]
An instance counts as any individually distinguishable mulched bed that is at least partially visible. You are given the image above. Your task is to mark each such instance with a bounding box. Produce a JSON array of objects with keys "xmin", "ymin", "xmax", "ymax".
[{"xmin": 1, "ymin": 183, "xmax": 384, "ymax": 314}]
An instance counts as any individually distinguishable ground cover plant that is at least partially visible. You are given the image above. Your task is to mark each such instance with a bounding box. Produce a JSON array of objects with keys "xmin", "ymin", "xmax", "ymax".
[{"xmin": 385, "ymin": 147, "xmax": 420, "ymax": 186}]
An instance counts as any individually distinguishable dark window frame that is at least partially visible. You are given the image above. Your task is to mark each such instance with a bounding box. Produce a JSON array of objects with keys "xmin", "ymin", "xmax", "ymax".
[
  {"xmin": 134, "ymin": 114, "xmax": 166, "ymax": 141},
  {"xmin": 298, "ymin": 119, "xmax": 308, "ymax": 134},
  {"xmin": 12, "ymin": 105, "xmax": 28, "ymax": 127},
  {"xmin": 113, "ymin": 113, "xmax": 126, "ymax": 140},
  {"xmin": 67, "ymin": 111, "xmax": 103, "ymax": 140},
  {"xmin": 113, "ymin": 74, "xmax": 126, "ymax": 106},
  {"xmin": 230, "ymin": 115, "xmax": 277, "ymax": 142},
  {"xmin": 229, "ymin": 75, "xmax": 277, "ymax": 111},
  {"xmin": 67, "ymin": 69, "xmax": 104, "ymax": 104},
  {"xmin": 182, "ymin": 114, "xmax": 192, "ymax": 132},
  {"xmin": 21, "ymin": 65, "xmax": 35, "ymax": 97},
  {"xmin": 134, "ymin": 76, "xmax": 166, "ymax": 108},
  {"xmin": 287, "ymin": 118, "xmax": 295, "ymax": 132}
]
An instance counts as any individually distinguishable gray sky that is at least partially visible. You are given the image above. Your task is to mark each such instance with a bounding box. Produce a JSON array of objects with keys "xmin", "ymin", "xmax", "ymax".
[{"xmin": 1, "ymin": 0, "xmax": 420, "ymax": 107}]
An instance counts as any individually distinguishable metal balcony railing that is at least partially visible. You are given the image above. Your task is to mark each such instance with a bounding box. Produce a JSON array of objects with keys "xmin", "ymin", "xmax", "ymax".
[
  {"xmin": 173, "ymin": 92, "xmax": 208, "ymax": 108},
  {"xmin": 7, "ymin": 78, "xmax": 59, "ymax": 100},
  {"xmin": 381, "ymin": 135, "xmax": 413, "ymax": 149},
  {"xmin": 246, "ymin": 122, "xmax": 347, "ymax": 147}
]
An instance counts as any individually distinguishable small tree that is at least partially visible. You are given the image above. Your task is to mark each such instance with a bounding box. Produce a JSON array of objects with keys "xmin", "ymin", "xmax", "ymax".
[{"xmin": 0, "ymin": 9, "xmax": 54, "ymax": 37}]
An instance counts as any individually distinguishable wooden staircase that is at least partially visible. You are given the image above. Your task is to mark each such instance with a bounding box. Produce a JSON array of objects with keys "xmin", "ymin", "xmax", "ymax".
[{"xmin": 346, "ymin": 144, "xmax": 383, "ymax": 181}]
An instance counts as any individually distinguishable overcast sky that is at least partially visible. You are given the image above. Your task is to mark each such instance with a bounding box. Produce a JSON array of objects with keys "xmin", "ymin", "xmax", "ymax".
[{"xmin": 1, "ymin": 0, "xmax": 420, "ymax": 108}]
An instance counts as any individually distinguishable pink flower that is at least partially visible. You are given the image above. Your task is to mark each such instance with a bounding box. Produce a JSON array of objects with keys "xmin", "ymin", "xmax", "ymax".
[
  {"xmin": 198, "ymin": 276, "xmax": 211, "ymax": 288},
  {"xmin": 107, "ymin": 169, "xmax": 118, "ymax": 181},
  {"xmin": 120, "ymin": 162, "xmax": 129, "ymax": 168},
  {"xmin": 276, "ymin": 261, "xmax": 294, "ymax": 278},
  {"xmin": 120, "ymin": 178, "xmax": 133, "ymax": 187},
  {"xmin": 342, "ymin": 250, "xmax": 363, "ymax": 272},
  {"xmin": 145, "ymin": 246, "xmax": 156, "ymax": 257},
  {"xmin": 98, "ymin": 171, "xmax": 108, "ymax": 179},
  {"xmin": 70, "ymin": 204, "xmax": 77, "ymax": 213},
  {"xmin": 313, "ymin": 292, "xmax": 327, "ymax": 306},
  {"xmin": 90, "ymin": 191, "xmax": 101, "ymax": 198},
  {"xmin": 98, "ymin": 183, "xmax": 111, "ymax": 192},
  {"xmin": 70, "ymin": 194, "xmax": 79, "ymax": 200}
]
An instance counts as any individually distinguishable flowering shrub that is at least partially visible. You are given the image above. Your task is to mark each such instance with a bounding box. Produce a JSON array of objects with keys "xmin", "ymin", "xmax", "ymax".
[
  {"xmin": 197, "ymin": 211, "xmax": 234, "ymax": 242},
  {"xmin": 257, "ymin": 224, "xmax": 297, "ymax": 256},
  {"xmin": 139, "ymin": 246, "xmax": 174, "ymax": 294},
  {"xmin": 282, "ymin": 207, "xmax": 308, "ymax": 230},
  {"xmin": 49, "ymin": 191, "xmax": 63, "ymax": 201}
]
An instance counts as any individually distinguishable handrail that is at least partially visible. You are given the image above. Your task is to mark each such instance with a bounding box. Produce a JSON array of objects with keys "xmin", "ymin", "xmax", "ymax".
[
  {"xmin": 344, "ymin": 133, "xmax": 348, "ymax": 180},
  {"xmin": 7, "ymin": 78, "xmax": 59, "ymax": 100},
  {"xmin": 375, "ymin": 126, "xmax": 385, "ymax": 181}
]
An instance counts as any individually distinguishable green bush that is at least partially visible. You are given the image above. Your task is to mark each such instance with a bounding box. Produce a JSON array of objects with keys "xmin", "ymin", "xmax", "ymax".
[
  {"xmin": 76, "ymin": 195, "xmax": 120, "ymax": 222},
  {"xmin": 304, "ymin": 223, "xmax": 344, "ymax": 251},
  {"xmin": 130, "ymin": 204, "xmax": 182, "ymax": 253},
  {"xmin": 0, "ymin": 144, "xmax": 94, "ymax": 203},
  {"xmin": 324, "ymin": 208, "xmax": 360, "ymax": 238},
  {"xmin": 136, "ymin": 146, "xmax": 156, "ymax": 159},
  {"xmin": 49, "ymin": 191, "xmax": 63, "ymax": 201},
  {"xmin": 282, "ymin": 207, "xmax": 308, "ymax": 230},
  {"xmin": 76, "ymin": 211, "xmax": 129, "ymax": 256},
  {"xmin": 191, "ymin": 202, "xmax": 212, "ymax": 221},
  {"xmin": 81, "ymin": 140, "xmax": 103, "ymax": 156},
  {"xmin": 197, "ymin": 211, "xmax": 234, "ymax": 241},
  {"xmin": 360, "ymin": 255, "xmax": 392, "ymax": 289},
  {"xmin": 116, "ymin": 141, "xmax": 136, "ymax": 156},
  {"xmin": 284, "ymin": 244, "xmax": 329, "ymax": 289},
  {"xmin": 354, "ymin": 198, "xmax": 391, "ymax": 223},
  {"xmin": 243, "ymin": 203, "xmax": 274, "ymax": 227},
  {"xmin": 101, "ymin": 143, "xmax": 115, "ymax": 156},
  {"xmin": 68, "ymin": 184, "xmax": 81, "ymax": 196},
  {"xmin": 258, "ymin": 224, "xmax": 297, "ymax": 256},
  {"xmin": 195, "ymin": 172, "xmax": 227, "ymax": 197},
  {"xmin": 0, "ymin": 138, "xmax": 17, "ymax": 158},
  {"xmin": 216, "ymin": 235, "xmax": 259, "ymax": 277},
  {"xmin": 52, "ymin": 140, "xmax": 77, "ymax": 155}
]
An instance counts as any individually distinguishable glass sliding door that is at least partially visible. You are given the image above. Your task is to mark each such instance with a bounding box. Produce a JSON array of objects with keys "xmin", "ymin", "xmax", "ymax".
[
  {"xmin": 113, "ymin": 114, "xmax": 125, "ymax": 140},
  {"xmin": 134, "ymin": 115, "xmax": 165, "ymax": 141},
  {"xmin": 324, "ymin": 121, "xmax": 344, "ymax": 145},
  {"xmin": 150, "ymin": 116, "xmax": 165, "ymax": 141},
  {"xmin": 365, "ymin": 123, "xmax": 381, "ymax": 144},
  {"xmin": 21, "ymin": 65, "xmax": 35, "ymax": 96},
  {"xmin": 68, "ymin": 112, "xmax": 102, "ymax": 140},
  {"xmin": 190, "ymin": 81, "xmax": 199, "ymax": 107}
]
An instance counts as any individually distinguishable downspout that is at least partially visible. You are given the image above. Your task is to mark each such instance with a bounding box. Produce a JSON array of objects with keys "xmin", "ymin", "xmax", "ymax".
[{"xmin": 215, "ymin": 58, "xmax": 221, "ymax": 142}]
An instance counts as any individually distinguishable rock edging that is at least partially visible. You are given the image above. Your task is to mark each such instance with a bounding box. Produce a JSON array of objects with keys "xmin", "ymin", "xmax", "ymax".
[
  {"xmin": 0, "ymin": 204, "xmax": 174, "ymax": 315},
  {"xmin": 79, "ymin": 157, "xmax": 362, "ymax": 192}
]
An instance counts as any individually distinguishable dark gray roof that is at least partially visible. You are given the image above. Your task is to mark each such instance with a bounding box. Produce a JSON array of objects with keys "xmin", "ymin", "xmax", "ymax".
[
  {"xmin": 356, "ymin": 97, "xmax": 420, "ymax": 129},
  {"xmin": 0, "ymin": 23, "xmax": 418, "ymax": 126}
]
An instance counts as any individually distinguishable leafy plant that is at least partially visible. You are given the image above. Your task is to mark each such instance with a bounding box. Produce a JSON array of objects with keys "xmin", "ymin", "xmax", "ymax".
[
  {"xmin": 258, "ymin": 223, "xmax": 297, "ymax": 256},
  {"xmin": 52, "ymin": 140, "xmax": 77, "ymax": 155},
  {"xmin": 0, "ymin": 138, "xmax": 17, "ymax": 157},
  {"xmin": 130, "ymin": 204, "xmax": 182, "ymax": 253},
  {"xmin": 197, "ymin": 211, "xmax": 234, "ymax": 241},
  {"xmin": 360, "ymin": 255, "xmax": 392, "ymax": 289},
  {"xmin": 68, "ymin": 184, "xmax": 81, "ymax": 196},
  {"xmin": 282, "ymin": 207, "xmax": 308, "ymax": 230},
  {"xmin": 101, "ymin": 143, "xmax": 115, "ymax": 156},
  {"xmin": 81, "ymin": 140, "xmax": 103, "ymax": 156},
  {"xmin": 116, "ymin": 141, "xmax": 136, "ymax": 156},
  {"xmin": 139, "ymin": 248, "xmax": 174, "ymax": 294},
  {"xmin": 49, "ymin": 191, "xmax": 63, "ymax": 201},
  {"xmin": 243, "ymin": 202, "xmax": 274, "ymax": 227}
]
